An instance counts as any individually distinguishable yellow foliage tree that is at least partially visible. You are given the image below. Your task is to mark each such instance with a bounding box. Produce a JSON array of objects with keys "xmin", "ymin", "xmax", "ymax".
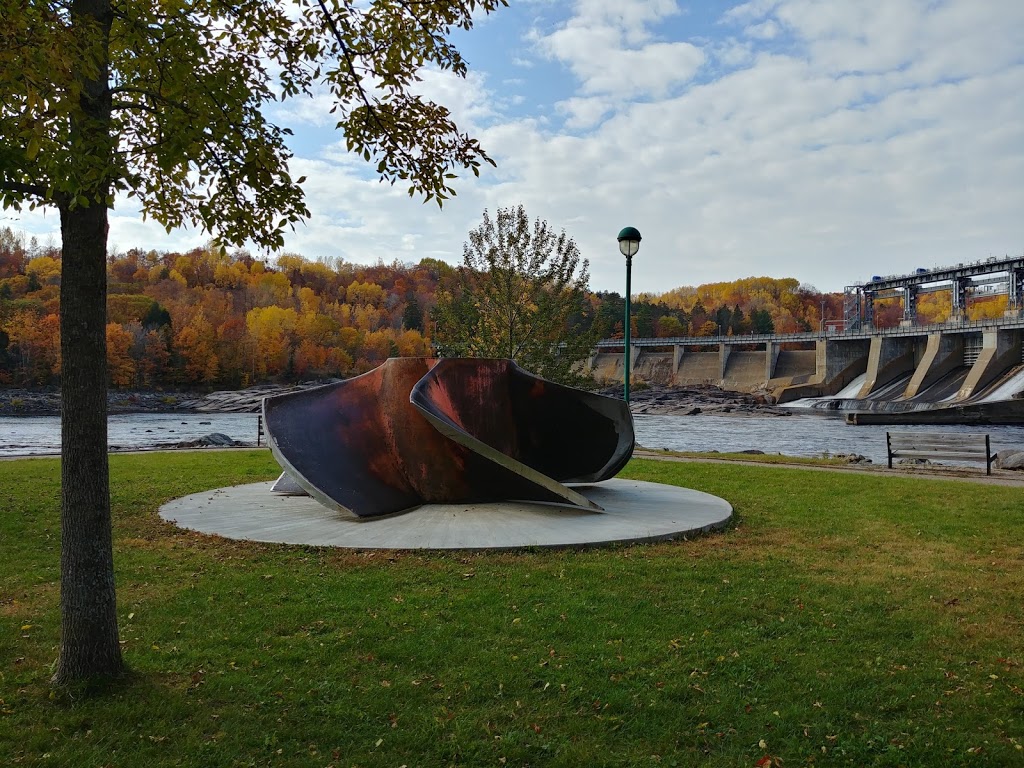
[
  {"xmin": 297, "ymin": 286, "xmax": 322, "ymax": 315},
  {"xmin": 213, "ymin": 261, "xmax": 246, "ymax": 290},
  {"xmin": 346, "ymin": 280, "xmax": 386, "ymax": 306},
  {"xmin": 694, "ymin": 320, "xmax": 718, "ymax": 337},
  {"xmin": 916, "ymin": 292, "xmax": 951, "ymax": 324},
  {"xmin": 247, "ymin": 270, "xmax": 292, "ymax": 308},
  {"xmin": 327, "ymin": 347, "xmax": 354, "ymax": 375},
  {"xmin": 0, "ymin": 274, "xmax": 30, "ymax": 298},
  {"xmin": 246, "ymin": 305, "xmax": 298, "ymax": 377},
  {"xmin": 395, "ymin": 329, "xmax": 429, "ymax": 357},
  {"xmin": 969, "ymin": 295, "xmax": 1007, "ymax": 320},
  {"xmin": 26, "ymin": 255, "xmax": 62, "ymax": 284},
  {"xmin": 297, "ymin": 312, "xmax": 340, "ymax": 345},
  {"xmin": 362, "ymin": 329, "xmax": 394, "ymax": 364}
]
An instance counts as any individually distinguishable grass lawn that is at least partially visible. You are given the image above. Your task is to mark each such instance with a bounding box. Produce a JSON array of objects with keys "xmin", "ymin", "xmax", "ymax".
[{"xmin": 1, "ymin": 450, "xmax": 1022, "ymax": 767}]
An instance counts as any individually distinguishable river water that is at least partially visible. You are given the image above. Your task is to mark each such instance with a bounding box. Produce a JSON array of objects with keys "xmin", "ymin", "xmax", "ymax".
[
  {"xmin": 635, "ymin": 413, "xmax": 1024, "ymax": 463},
  {"xmin": 3, "ymin": 411, "xmax": 1024, "ymax": 465},
  {"xmin": 0, "ymin": 413, "xmax": 260, "ymax": 458}
]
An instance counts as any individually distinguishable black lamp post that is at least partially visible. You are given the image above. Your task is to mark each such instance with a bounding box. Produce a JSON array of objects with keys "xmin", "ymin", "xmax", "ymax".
[{"xmin": 617, "ymin": 227, "xmax": 641, "ymax": 403}]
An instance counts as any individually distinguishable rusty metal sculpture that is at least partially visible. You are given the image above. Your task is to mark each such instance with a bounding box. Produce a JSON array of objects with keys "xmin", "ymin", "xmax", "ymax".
[{"xmin": 262, "ymin": 357, "xmax": 634, "ymax": 518}]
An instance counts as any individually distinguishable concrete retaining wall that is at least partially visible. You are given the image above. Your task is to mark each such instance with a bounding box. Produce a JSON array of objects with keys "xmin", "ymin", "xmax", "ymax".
[
  {"xmin": 590, "ymin": 346, "xmax": 817, "ymax": 391},
  {"xmin": 675, "ymin": 352, "xmax": 722, "ymax": 384},
  {"xmin": 772, "ymin": 350, "xmax": 816, "ymax": 380},
  {"xmin": 723, "ymin": 351, "xmax": 768, "ymax": 388},
  {"xmin": 633, "ymin": 352, "xmax": 675, "ymax": 385}
]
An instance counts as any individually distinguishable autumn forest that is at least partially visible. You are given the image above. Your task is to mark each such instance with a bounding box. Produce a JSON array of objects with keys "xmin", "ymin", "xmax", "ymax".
[{"xmin": 0, "ymin": 227, "xmax": 1008, "ymax": 389}]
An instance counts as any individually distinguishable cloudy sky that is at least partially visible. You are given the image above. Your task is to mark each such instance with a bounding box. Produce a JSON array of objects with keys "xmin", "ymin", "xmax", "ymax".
[{"xmin": 8, "ymin": 0, "xmax": 1024, "ymax": 294}]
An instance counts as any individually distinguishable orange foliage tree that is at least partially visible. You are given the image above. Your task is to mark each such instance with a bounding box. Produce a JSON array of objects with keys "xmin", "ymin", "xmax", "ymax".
[
  {"xmin": 175, "ymin": 312, "xmax": 220, "ymax": 384},
  {"xmin": 3, "ymin": 310, "xmax": 61, "ymax": 384},
  {"xmin": 105, "ymin": 323, "xmax": 136, "ymax": 388}
]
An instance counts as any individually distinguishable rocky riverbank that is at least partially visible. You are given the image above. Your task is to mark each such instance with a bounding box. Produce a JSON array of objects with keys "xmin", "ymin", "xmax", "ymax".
[
  {"xmin": 0, "ymin": 382, "xmax": 339, "ymax": 416},
  {"xmin": 595, "ymin": 383, "xmax": 793, "ymax": 417},
  {"xmin": 0, "ymin": 387, "xmax": 189, "ymax": 416}
]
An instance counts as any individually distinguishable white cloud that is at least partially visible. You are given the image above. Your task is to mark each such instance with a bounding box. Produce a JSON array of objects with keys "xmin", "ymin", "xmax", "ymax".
[
  {"xmin": 532, "ymin": 0, "xmax": 704, "ymax": 103},
  {"xmin": 556, "ymin": 96, "xmax": 613, "ymax": 130},
  {"xmin": 271, "ymin": 90, "xmax": 339, "ymax": 130},
  {"xmin": 712, "ymin": 38, "xmax": 755, "ymax": 68},
  {"xmin": 744, "ymin": 19, "xmax": 780, "ymax": 39},
  {"xmin": 722, "ymin": 0, "xmax": 782, "ymax": 25},
  {"xmin": 411, "ymin": 69, "xmax": 497, "ymax": 128}
]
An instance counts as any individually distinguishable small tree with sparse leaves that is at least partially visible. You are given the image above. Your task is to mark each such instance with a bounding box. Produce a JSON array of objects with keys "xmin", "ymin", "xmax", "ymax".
[{"xmin": 432, "ymin": 205, "xmax": 596, "ymax": 386}]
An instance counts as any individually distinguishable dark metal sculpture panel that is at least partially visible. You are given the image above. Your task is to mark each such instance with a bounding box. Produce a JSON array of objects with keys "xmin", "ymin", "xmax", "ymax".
[{"xmin": 263, "ymin": 357, "xmax": 634, "ymax": 518}]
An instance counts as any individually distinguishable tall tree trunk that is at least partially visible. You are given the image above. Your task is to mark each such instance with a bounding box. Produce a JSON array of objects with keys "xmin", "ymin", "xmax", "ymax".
[
  {"xmin": 54, "ymin": 202, "xmax": 123, "ymax": 684},
  {"xmin": 53, "ymin": 0, "xmax": 124, "ymax": 685}
]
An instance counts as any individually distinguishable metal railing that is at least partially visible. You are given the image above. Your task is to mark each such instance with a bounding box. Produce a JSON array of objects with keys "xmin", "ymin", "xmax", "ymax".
[{"xmin": 593, "ymin": 315, "xmax": 1024, "ymax": 350}]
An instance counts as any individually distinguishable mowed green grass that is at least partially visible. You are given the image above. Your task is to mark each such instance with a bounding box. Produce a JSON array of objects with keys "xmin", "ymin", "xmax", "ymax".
[{"xmin": 1, "ymin": 451, "xmax": 1022, "ymax": 767}]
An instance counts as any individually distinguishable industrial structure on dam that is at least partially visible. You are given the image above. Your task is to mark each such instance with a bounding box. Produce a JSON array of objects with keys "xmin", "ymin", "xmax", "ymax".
[{"xmin": 589, "ymin": 255, "xmax": 1024, "ymax": 421}]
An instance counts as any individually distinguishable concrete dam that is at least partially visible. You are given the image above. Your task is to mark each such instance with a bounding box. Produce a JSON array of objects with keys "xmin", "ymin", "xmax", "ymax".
[
  {"xmin": 590, "ymin": 256, "xmax": 1024, "ymax": 422},
  {"xmin": 589, "ymin": 323, "xmax": 1024, "ymax": 421}
]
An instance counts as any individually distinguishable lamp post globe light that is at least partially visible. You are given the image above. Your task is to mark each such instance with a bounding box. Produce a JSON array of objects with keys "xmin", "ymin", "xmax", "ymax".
[{"xmin": 616, "ymin": 227, "xmax": 641, "ymax": 403}]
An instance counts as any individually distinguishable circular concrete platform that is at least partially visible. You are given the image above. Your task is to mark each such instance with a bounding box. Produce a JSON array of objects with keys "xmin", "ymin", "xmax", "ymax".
[{"xmin": 159, "ymin": 478, "xmax": 733, "ymax": 550}]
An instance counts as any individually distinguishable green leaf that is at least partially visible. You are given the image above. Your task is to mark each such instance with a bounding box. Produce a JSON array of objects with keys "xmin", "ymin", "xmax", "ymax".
[{"xmin": 25, "ymin": 135, "xmax": 40, "ymax": 160}]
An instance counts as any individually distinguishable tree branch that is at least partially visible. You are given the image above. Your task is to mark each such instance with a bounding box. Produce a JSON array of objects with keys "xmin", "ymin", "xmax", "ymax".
[
  {"xmin": 108, "ymin": 85, "xmax": 193, "ymax": 115},
  {"xmin": 0, "ymin": 180, "xmax": 48, "ymax": 198},
  {"xmin": 111, "ymin": 99, "xmax": 162, "ymax": 116},
  {"xmin": 316, "ymin": 0, "xmax": 420, "ymax": 172}
]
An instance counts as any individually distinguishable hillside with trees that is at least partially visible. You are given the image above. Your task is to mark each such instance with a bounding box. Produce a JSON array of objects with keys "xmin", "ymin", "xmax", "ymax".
[
  {"xmin": 1, "ymin": 227, "xmax": 1007, "ymax": 390},
  {"xmin": 0, "ymin": 229, "xmax": 441, "ymax": 388}
]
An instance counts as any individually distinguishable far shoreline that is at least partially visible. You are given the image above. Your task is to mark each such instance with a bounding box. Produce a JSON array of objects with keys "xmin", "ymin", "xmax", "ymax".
[
  {"xmin": 4, "ymin": 381, "xmax": 1023, "ymax": 424},
  {"xmin": 0, "ymin": 382, "xmax": 795, "ymax": 419}
]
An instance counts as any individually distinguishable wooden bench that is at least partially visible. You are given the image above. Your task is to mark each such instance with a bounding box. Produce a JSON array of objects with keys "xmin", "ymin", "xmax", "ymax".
[{"xmin": 886, "ymin": 431, "xmax": 993, "ymax": 474}]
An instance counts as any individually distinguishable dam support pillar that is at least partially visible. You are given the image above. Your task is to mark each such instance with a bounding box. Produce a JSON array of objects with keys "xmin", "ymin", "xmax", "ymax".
[
  {"xmin": 766, "ymin": 342, "xmax": 780, "ymax": 382},
  {"xmin": 672, "ymin": 344, "xmax": 684, "ymax": 375},
  {"xmin": 856, "ymin": 336, "xmax": 918, "ymax": 398},
  {"xmin": 957, "ymin": 329, "xmax": 1023, "ymax": 400},
  {"xmin": 719, "ymin": 343, "xmax": 731, "ymax": 379},
  {"xmin": 904, "ymin": 332, "xmax": 964, "ymax": 399}
]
